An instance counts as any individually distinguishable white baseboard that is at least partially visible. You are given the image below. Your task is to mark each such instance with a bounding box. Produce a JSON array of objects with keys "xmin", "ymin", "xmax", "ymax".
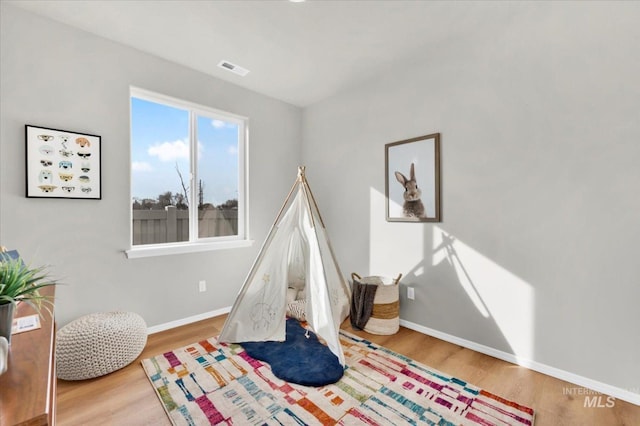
[
  {"xmin": 147, "ymin": 306, "xmax": 231, "ymax": 335},
  {"xmin": 399, "ymin": 319, "xmax": 640, "ymax": 407}
]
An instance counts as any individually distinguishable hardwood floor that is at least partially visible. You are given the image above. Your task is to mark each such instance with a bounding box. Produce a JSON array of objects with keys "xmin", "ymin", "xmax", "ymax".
[{"xmin": 56, "ymin": 315, "xmax": 639, "ymax": 425}]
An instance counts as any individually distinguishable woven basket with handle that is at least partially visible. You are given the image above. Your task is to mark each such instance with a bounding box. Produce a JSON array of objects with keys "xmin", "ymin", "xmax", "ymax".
[{"xmin": 351, "ymin": 272, "xmax": 402, "ymax": 335}]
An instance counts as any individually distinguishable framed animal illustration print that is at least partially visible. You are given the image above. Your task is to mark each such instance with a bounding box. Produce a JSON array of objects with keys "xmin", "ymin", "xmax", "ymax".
[
  {"xmin": 385, "ymin": 133, "xmax": 440, "ymax": 222},
  {"xmin": 25, "ymin": 125, "xmax": 102, "ymax": 199}
]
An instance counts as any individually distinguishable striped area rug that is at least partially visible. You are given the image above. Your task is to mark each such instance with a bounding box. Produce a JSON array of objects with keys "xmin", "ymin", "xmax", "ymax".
[{"xmin": 141, "ymin": 330, "xmax": 535, "ymax": 425}]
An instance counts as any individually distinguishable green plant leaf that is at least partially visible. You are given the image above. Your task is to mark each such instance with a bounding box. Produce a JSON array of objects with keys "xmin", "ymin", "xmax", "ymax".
[{"xmin": 0, "ymin": 255, "xmax": 56, "ymax": 317}]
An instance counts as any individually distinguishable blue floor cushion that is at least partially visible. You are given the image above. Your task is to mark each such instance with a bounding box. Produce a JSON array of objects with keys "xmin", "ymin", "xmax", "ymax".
[{"xmin": 240, "ymin": 318, "xmax": 344, "ymax": 387}]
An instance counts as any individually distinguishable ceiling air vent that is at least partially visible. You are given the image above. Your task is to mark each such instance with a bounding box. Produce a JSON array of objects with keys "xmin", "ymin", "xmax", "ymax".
[{"xmin": 217, "ymin": 60, "xmax": 250, "ymax": 77}]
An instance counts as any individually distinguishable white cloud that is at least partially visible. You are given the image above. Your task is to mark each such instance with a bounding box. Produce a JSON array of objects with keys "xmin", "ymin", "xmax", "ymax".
[
  {"xmin": 148, "ymin": 139, "xmax": 189, "ymax": 162},
  {"xmin": 211, "ymin": 119, "xmax": 228, "ymax": 129},
  {"xmin": 132, "ymin": 161, "xmax": 153, "ymax": 172},
  {"xmin": 212, "ymin": 119, "xmax": 239, "ymax": 130},
  {"xmin": 227, "ymin": 145, "xmax": 238, "ymax": 155}
]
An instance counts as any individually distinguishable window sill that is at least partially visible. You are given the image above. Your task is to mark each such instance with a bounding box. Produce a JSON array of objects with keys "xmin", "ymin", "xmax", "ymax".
[{"xmin": 125, "ymin": 239, "xmax": 254, "ymax": 259}]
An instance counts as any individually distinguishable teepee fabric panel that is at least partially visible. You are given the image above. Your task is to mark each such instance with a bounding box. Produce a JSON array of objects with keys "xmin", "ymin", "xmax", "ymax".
[
  {"xmin": 218, "ymin": 231, "xmax": 288, "ymax": 343},
  {"xmin": 219, "ymin": 168, "xmax": 350, "ymax": 366},
  {"xmin": 314, "ymin": 215, "xmax": 351, "ymax": 324},
  {"xmin": 219, "ymin": 193, "xmax": 307, "ymax": 343}
]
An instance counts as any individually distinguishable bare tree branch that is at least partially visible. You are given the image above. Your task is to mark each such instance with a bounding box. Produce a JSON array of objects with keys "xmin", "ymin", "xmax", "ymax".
[{"xmin": 175, "ymin": 162, "xmax": 189, "ymax": 207}]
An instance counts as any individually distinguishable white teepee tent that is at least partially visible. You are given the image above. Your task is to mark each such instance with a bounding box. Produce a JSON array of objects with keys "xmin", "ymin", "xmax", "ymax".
[{"xmin": 219, "ymin": 167, "xmax": 351, "ymax": 365}]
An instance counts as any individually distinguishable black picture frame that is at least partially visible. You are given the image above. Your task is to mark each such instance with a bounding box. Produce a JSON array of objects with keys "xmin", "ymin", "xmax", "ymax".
[
  {"xmin": 385, "ymin": 133, "xmax": 441, "ymax": 222},
  {"xmin": 25, "ymin": 125, "xmax": 102, "ymax": 199}
]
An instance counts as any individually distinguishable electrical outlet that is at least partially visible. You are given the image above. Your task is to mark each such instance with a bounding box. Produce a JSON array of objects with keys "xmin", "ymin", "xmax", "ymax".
[
  {"xmin": 198, "ymin": 280, "xmax": 206, "ymax": 292},
  {"xmin": 407, "ymin": 287, "xmax": 415, "ymax": 300}
]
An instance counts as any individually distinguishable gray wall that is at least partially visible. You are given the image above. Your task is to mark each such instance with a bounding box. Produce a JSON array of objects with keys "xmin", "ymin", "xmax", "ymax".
[
  {"xmin": 303, "ymin": 3, "xmax": 640, "ymax": 393},
  {"xmin": 0, "ymin": 5, "xmax": 301, "ymax": 327}
]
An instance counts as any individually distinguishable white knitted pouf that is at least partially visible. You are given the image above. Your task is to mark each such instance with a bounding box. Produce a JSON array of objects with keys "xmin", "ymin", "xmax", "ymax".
[{"xmin": 56, "ymin": 311, "xmax": 147, "ymax": 381}]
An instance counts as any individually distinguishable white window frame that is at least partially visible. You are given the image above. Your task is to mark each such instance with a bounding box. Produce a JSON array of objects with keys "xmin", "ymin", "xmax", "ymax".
[{"xmin": 126, "ymin": 87, "xmax": 252, "ymax": 259}]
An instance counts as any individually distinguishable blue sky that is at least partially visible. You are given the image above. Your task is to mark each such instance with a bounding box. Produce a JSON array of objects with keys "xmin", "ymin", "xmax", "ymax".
[{"xmin": 131, "ymin": 97, "xmax": 239, "ymax": 206}]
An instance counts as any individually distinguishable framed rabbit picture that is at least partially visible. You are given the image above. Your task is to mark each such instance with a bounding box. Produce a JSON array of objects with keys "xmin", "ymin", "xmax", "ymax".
[{"xmin": 385, "ymin": 133, "xmax": 441, "ymax": 222}]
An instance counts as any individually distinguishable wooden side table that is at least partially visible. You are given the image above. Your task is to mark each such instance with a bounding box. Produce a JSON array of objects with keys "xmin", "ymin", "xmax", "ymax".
[{"xmin": 0, "ymin": 286, "xmax": 56, "ymax": 426}]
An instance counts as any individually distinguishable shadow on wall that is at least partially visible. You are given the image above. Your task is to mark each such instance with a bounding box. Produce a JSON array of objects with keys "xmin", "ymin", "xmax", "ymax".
[
  {"xmin": 401, "ymin": 227, "xmax": 514, "ymax": 355},
  {"xmin": 369, "ymin": 187, "xmax": 535, "ymax": 360}
]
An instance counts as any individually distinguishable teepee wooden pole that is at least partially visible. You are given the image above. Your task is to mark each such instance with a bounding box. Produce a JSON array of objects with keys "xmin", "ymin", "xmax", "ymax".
[
  {"xmin": 302, "ymin": 179, "xmax": 326, "ymax": 229},
  {"xmin": 300, "ymin": 174, "xmax": 318, "ymax": 229},
  {"xmin": 272, "ymin": 182, "xmax": 299, "ymax": 227},
  {"xmin": 300, "ymin": 170, "xmax": 350, "ymax": 298},
  {"xmin": 241, "ymin": 167, "xmax": 302, "ymax": 275}
]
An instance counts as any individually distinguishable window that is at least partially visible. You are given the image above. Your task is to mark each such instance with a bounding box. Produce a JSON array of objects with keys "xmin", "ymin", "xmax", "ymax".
[{"xmin": 128, "ymin": 88, "xmax": 249, "ymax": 257}]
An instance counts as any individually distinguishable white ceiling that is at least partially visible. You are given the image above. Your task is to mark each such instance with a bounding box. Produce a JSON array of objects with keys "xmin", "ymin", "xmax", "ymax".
[{"xmin": 7, "ymin": 0, "xmax": 512, "ymax": 107}]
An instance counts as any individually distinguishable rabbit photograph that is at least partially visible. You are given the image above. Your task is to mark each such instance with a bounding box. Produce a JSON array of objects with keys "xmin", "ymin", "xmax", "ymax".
[
  {"xmin": 385, "ymin": 133, "xmax": 441, "ymax": 222},
  {"xmin": 395, "ymin": 163, "xmax": 425, "ymax": 218}
]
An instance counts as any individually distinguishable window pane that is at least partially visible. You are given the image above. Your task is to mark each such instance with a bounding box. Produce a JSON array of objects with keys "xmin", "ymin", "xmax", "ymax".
[
  {"xmin": 196, "ymin": 115, "xmax": 239, "ymax": 238},
  {"xmin": 131, "ymin": 97, "xmax": 190, "ymax": 245}
]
